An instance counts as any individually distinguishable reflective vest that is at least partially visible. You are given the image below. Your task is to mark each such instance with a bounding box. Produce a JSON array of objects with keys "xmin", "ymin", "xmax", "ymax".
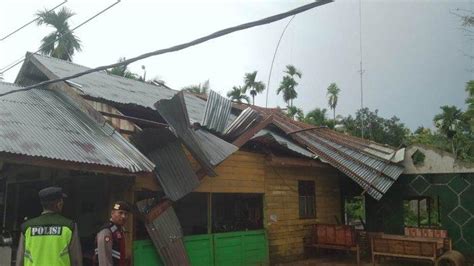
[{"xmin": 21, "ymin": 213, "xmax": 74, "ymax": 266}]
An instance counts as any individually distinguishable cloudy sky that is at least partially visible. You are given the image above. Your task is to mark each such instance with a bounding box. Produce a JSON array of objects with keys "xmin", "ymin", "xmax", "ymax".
[{"xmin": 0, "ymin": 0, "xmax": 472, "ymax": 130}]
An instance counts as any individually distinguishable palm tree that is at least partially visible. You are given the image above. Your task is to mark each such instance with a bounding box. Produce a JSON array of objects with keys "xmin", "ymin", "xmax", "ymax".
[
  {"xmin": 36, "ymin": 7, "xmax": 81, "ymax": 61},
  {"xmin": 286, "ymin": 106, "xmax": 304, "ymax": 121},
  {"xmin": 284, "ymin": 65, "xmax": 302, "ymax": 78},
  {"xmin": 277, "ymin": 65, "xmax": 302, "ymax": 107},
  {"xmin": 434, "ymin": 105, "xmax": 462, "ymax": 154},
  {"xmin": 327, "ymin": 83, "xmax": 341, "ymax": 121},
  {"xmin": 227, "ymin": 86, "xmax": 250, "ymax": 104},
  {"xmin": 107, "ymin": 57, "xmax": 139, "ymax": 80},
  {"xmin": 182, "ymin": 80, "xmax": 210, "ymax": 95},
  {"xmin": 242, "ymin": 71, "xmax": 265, "ymax": 105}
]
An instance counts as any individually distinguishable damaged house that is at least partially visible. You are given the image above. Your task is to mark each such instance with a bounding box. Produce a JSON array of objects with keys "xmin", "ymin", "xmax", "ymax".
[{"xmin": 0, "ymin": 52, "xmax": 407, "ymax": 265}]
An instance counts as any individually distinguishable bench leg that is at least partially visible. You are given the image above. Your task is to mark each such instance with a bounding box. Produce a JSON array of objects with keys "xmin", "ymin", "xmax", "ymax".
[{"xmin": 372, "ymin": 254, "xmax": 376, "ymax": 266}]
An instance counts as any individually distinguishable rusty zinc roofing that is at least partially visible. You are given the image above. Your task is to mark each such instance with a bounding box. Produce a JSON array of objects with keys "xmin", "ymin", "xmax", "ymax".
[
  {"xmin": 0, "ymin": 82, "xmax": 155, "ymax": 173},
  {"xmin": 136, "ymin": 199, "xmax": 190, "ymax": 266},
  {"xmin": 16, "ymin": 53, "xmax": 207, "ymax": 124},
  {"xmin": 252, "ymin": 107, "xmax": 405, "ymax": 200}
]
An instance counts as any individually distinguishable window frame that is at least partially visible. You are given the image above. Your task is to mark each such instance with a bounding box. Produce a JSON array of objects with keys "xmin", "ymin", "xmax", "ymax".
[
  {"xmin": 403, "ymin": 196, "xmax": 441, "ymax": 228},
  {"xmin": 298, "ymin": 180, "xmax": 316, "ymax": 219}
]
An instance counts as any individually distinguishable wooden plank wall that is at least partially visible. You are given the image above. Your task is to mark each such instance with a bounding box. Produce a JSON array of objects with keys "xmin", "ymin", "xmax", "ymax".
[
  {"xmin": 194, "ymin": 151, "xmax": 265, "ymax": 193},
  {"xmin": 193, "ymin": 150, "xmax": 342, "ymax": 263},
  {"xmin": 264, "ymin": 165, "xmax": 341, "ymax": 262}
]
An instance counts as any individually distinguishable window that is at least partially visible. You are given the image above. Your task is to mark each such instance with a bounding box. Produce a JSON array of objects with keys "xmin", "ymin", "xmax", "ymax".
[
  {"xmin": 403, "ymin": 196, "xmax": 441, "ymax": 227},
  {"xmin": 344, "ymin": 196, "xmax": 365, "ymax": 229},
  {"xmin": 298, "ymin": 181, "xmax": 316, "ymax": 219},
  {"xmin": 212, "ymin": 193, "xmax": 263, "ymax": 233}
]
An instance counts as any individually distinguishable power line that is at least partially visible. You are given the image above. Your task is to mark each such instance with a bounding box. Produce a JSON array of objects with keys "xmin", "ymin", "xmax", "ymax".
[
  {"xmin": 0, "ymin": 0, "xmax": 333, "ymax": 98},
  {"xmin": 0, "ymin": 0, "xmax": 67, "ymax": 42},
  {"xmin": 265, "ymin": 15, "xmax": 296, "ymax": 108},
  {"xmin": 0, "ymin": 0, "xmax": 121, "ymax": 74}
]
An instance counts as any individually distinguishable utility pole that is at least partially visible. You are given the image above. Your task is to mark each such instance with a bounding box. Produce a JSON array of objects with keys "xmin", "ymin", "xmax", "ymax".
[{"xmin": 359, "ymin": 0, "xmax": 365, "ymax": 139}]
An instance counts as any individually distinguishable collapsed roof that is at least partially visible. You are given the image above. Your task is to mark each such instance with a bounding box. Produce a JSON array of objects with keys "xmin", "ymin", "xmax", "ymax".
[
  {"xmin": 0, "ymin": 81, "xmax": 155, "ymax": 174},
  {"xmin": 15, "ymin": 52, "xmax": 405, "ymax": 200}
]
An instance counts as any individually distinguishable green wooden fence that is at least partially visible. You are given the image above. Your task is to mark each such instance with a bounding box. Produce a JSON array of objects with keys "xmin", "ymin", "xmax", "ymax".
[{"xmin": 133, "ymin": 230, "xmax": 269, "ymax": 266}]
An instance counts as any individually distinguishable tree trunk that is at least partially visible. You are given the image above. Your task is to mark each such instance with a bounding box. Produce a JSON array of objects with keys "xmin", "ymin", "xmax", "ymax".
[
  {"xmin": 451, "ymin": 140, "xmax": 456, "ymax": 156},
  {"xmin": 333, "ymin": 108, "xmax": 336, "ymax": 121}
]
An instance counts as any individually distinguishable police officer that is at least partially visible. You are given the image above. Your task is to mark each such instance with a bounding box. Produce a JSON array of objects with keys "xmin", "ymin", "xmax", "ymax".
[
  {"xmin": 15, "ymin": 186, "xmax": 82, "ymax": 266},
  {"xmin": 95, "ymin": 201, "xmax": 131, "ymax": 266}
]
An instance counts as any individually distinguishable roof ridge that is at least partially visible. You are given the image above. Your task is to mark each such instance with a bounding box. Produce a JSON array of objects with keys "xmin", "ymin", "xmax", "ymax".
[
  {"xmin": 29, "ymin": 52, "xmax": 177, "ymax": 92},
  {"xmin": 0, "ymin": 81, "xmax": 23, "ymax": 88}
]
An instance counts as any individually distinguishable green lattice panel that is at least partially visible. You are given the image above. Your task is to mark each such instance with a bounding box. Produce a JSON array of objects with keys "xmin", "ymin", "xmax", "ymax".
[
  {"xmin": 463, "ymin": 219, "xmax": 474, "ymax": 245},
  {"xmin": 432, "ymin": 174, "xmax": 455, "ymax": 185},
  {"xmin": 461, "ymin": 186, "xmax": 474, "ymax": 214},
  {"xmin": 428, "ymin": 185, "xmax": 458, "ymax": 211},
  {"xmin": 411, "ymin": 175, "xmax": 430, "ymax": 194},
  {"xmin": 443, "ymin": 218, "xmax": 462, "ymax": 243},
  {"xmin": 454, "ymin": 239, "xmax": 473, "ymax": 255},
  {"xmin": 448, "ymin": 176, "xmax": 469, "ymax": 194},
  {"xmin": 449, "ymin": 207, "xmax": 471, "ymax": 225}
]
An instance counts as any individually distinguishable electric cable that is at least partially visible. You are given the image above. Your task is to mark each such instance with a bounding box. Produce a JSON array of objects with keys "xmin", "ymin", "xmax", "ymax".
[
  {"xmin": 0, "ymin": 0, "xmax": 333, "ymax": 98},
  {"xmin": 0, "ymin": 0, "xmax": 121, "ymax": 74},
  {"xmin": 0, "ymin": 0, "xmax": 67, "ymax": 42}
]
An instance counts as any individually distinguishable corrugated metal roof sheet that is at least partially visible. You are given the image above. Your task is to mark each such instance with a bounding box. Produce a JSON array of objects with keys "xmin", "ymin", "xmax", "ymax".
[
  {"xmin": 251, "ymin": 107, "xmax": 405, "ymax": 200},
  {"xmin": 155, "ymin": 92, "xmax": 216, "ymax": 176},
  {"xmin": 195, "ymin": 129, "xmax": 238, "ymax": 166},
  {"xmin": 223, "ymin": 107, "xmax": 261, "ymax": 139},
  {"xmin": 201, "ymin": 90, "xmax": 232, "ymax": 133},
  {"xmin": 18, "ymin": 53, "xmax": 206, "ymax": 124},
  {"xmin": 147, "ymin": 129, "xmax": 200, "ymax": 201},
  {"xmin": 136, "ymin": 199, "xmax": 190, "ymax": 266},
  {"xmin": 0, "ymin": 82, "xmax": 155, "ymax": 173},
  {"xmin": 251, "ymin": 129, "xmax": 315, "ymax": 159}
]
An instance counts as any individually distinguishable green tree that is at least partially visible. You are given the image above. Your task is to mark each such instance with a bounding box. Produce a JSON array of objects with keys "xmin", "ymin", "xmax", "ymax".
[
  {"xmin": 36, "ymin": 7, "xmax": 81, "ymax": 61},
  {"xmin": 182, "ymin": 80, "xmax": 210, "ymax": 95},
  {"xmin": 433, "ymin": 105, "xmax": 464, "ymax": 154},
  {"xmin": 465, "ymin": 81, "xmax": 474, "ymax": 130},
  {"xmin": 286, "ymin": 106, "xmax": 304, "ymax": 121},
  {"xmin": 327, "ymin": 83, "xmax": 341, "ymax": 121},
  {"xmin": 227, "ymin": 86, "xmax": 250, "ymax": 104},
  {"xmin": 107, "ymin": 57, "xmax": 140, "ymax": 80},
  {"xmin": 304, "ymin": 108, "xmax": 334, "ymax": 128},
  {"xmin": 242, "ymin": 71, "xmax": 265, "ymax": 105},
  {"xmin": 340, "ymin": 108, "xmax": 409, "ymax": 147},
  {"xmin": 277, "ymin": 65, "xmax": 302, "ymax": 107}
]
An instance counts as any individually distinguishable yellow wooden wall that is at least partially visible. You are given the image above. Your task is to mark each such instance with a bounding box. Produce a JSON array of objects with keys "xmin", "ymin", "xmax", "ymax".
[
  {"xmin": 194, "ymin": 151, "xmax": 265, "ymax": 193},
  {"xmin": 264, "ymin": 165, "xmax": 341, "ymax": 262},
  {"xmin": 194, "ymin": 150, "xmax": 342, "ymax": 263}
]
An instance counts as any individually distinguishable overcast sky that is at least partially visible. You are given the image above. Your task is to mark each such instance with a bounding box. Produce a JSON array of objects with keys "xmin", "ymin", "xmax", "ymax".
[{"xmin": 0, "ymin": 0, "xmax": 472, "ymax": 130}]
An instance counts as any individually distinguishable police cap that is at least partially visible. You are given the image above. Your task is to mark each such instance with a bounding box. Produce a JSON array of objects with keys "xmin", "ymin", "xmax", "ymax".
[
  {"xmin": 38, "ymin": 186, "xmax": 67, "ymax": 202},
  {"xmin": 112, "ymin": 201, "xmax": 131, "ymax": 212}
]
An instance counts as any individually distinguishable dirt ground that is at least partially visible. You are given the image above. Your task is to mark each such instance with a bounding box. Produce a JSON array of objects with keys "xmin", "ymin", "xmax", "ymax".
[{"xmin": 275, "ymin": 253, "xmax": 435, "ymax": 266}]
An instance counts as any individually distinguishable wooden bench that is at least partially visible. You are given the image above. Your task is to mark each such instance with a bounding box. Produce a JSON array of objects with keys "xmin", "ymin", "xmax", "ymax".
[
  {"xmin": 371, "ymin": 233, "xmax": 445, "ymax": 266},
  {"xmin": 404, "ymin": 227, "xmax": 452, "ymax": 252},
  {"xmin": 308, "ymin": 224, "xmax": 360, "ymax": 266}
]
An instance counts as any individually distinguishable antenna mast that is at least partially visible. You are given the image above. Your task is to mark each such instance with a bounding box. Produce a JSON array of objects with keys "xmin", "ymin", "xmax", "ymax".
[{"xmin": 359, "ymin": 0, "xmax": 365, "ymax": 138}]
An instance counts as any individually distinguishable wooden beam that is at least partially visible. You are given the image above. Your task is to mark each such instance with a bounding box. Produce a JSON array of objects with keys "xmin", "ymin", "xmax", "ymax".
[
  {"xmin": 232, "ymin": 115, "xmax": 273, "ymax": 147},
  {"xmin": 134, "ymin": 173, "xmax": 161, "ymax": 191},
  {"xmin": 145, "ymin": 200, "xmax": 172, "ymax": 222},
  {"xmin": 99, "ymin": 111, "xmax": 168, "ymax": 128},
  {"xmin": 0, "ymin": 153, "xmax": 142, "ymax": 177},
  {"xmin": 265, "ymin": 154, "xmax": 327, "ymax": 168}
]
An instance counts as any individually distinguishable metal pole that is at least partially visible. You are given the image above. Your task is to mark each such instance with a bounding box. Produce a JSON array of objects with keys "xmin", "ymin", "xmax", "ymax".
[
  {"xmin": 359, "ymin": 0, "xmax": 365, "ymax": 139},
  {"xmin": 2, "ymin": 182, "xmax": 8, "ymax": 231},
  {"xmin": 265, "ymin": 15, "xmax": 296, "ymax": 108}
]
